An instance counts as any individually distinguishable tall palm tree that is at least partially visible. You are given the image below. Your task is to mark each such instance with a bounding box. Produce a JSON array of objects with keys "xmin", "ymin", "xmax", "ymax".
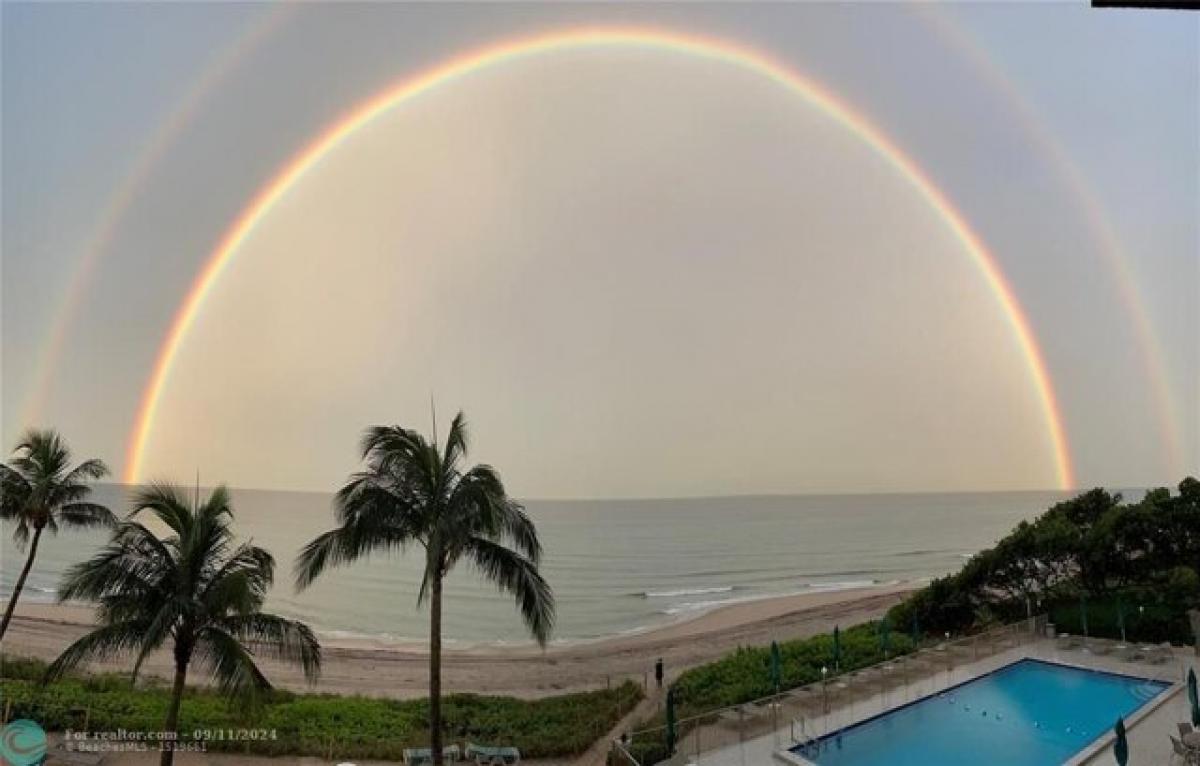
[
  {"xmin": 0, "ymin": 428, "xmax": 114, "ymax": 641},
  {"xmin": 296, "ymin": 413, "xmax": 554, "ymax": 766},
  {"xmin": 44, "ymin": 483, "xmax": 321, "ymax": 766}
]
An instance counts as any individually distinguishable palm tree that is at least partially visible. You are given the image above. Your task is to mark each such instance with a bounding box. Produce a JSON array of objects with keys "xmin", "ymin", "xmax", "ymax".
[
  {"xmin": 0, "ymin": 428, "xmax": 114, "ymax": 641},
  {"xmin": 296, "ymin": 412, "xmax": 554, "ymax": 766},
  {"xmin": 44, "ymin": 483, "xmax": 321, "ymax": 766}
]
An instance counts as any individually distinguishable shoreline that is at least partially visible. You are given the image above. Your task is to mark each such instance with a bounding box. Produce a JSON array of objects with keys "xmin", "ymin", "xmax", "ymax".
[{"xmin": 2, "ymin": 581, "xmax": 915, "ymax": 697}]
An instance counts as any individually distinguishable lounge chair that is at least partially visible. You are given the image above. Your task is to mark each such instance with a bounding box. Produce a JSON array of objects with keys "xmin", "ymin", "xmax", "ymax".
[
  {"xmin": 404, "ymin": 745, "xmax": 462, "ymax": 765},
  {"xmin": 1144, "ymin": 644, "xmax": 1170, "ymax": 665},
  {"xmin": 1056, "ymin": 633, "xmax": 1079, "ymax": 650},
  {"xmin": 1089, "ymin": 640, "xmax": 1112, "ymax": 656},
  {"xmin": 1119, "ymin": 644, "xmax": 1144, "ymax": 662},
  {"xmin": 466, "ymin": 743, "xmax": 520, "ymax": 766}
]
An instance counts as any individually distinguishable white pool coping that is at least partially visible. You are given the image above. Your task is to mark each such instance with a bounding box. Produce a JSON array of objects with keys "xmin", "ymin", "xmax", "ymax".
[{"xmin": 760, "ymin": 644, "xmax": 1186, "ymax": 766}]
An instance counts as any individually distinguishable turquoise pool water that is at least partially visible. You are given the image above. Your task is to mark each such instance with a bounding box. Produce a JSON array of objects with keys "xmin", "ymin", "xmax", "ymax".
[{"xmin": 791, "ymin": 658, "xmax": 1169, "ymax": 766}]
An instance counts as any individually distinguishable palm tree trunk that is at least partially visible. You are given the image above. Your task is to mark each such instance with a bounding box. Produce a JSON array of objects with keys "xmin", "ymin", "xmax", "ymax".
[
  {"xmin": 430, "ymin": 569, "xmax": 444, "ymax": 766},
  {"xmin": 160, "ymin": 660, "xmax": 189, "ymax": 766},
  {"xmin": 0, "ymin": 525, "xmax": 43, "ymax": 641}
]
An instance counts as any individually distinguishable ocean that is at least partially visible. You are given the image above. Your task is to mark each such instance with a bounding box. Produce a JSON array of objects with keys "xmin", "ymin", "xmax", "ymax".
[{"xmin": 0, "ymin": 486, "xmax": 1078, "ymax": 646}]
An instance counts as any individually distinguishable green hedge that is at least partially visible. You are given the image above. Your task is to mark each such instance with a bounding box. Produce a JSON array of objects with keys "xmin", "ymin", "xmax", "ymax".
[
  {"xmin": 0, "ymin": 658, "xmax": 642, "ymax": 760},
  {"xmin": 623, "ymin": 621, "xmax": 914, "ymax": 765},
  {"xmin": 671, "ymin": 621, "xmax": 914, "ymax": 717},
  {"xmin": 1049, "ymin": 596, "xmax": 1193, "ymax": 645}
]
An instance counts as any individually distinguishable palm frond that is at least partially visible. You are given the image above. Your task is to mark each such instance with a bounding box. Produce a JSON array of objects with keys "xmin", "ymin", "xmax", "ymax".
[
  {"xmin": 131, "ymin": 483, "xmax": 193, "ymax": 538},
  {"xmin": 360, "ymin": 425, "xmax": 437, "ymax": 498},
  {"xmin": 442, "ymin": 412, "xmax": 469, "ymax": 473},
  {"xmin": 0, "ymin": 465, "xmax": 31, "ymax": 520},
  {"xmin": 12, "ymin": 518, "xmax": 30, "ymax": 548},
  {"xmin": 212, "ymin": 613, "xmax": 321, "ymax": 681},
  {"xmin": 61, "ymin": 458, "xmax": 109, "ymax": 487},
  {"xmin": 334, "ymin": 473, "xmax": 428, "ymax": 529},
  {"xmin": 42, "ymin": 620, "xmax": 146, "ymax": 682},
  {"xmin": 294, "ymin": 517, "xmax": 418, "ymax": 590},
  {"xmin": 125, "ymin": 600, "xmax": 180, "ymax": 684},
  {"xmin": 58, "ymin": 527, "xmax": 170, "ymax": 604},
  {"xmin": 465, "ymin": 536, "xmax": 555, "ymax": 645},
  {"xmin": 57, "ymin": 502, "xmax": 118, "ymax": 530},
  {"xmin": 194, "ymin": 626, "xmax": 272, "ymax": 707},
  {"xmin": 202, "ymin": 543, "xmax": 273, "ymax": 614},
  {"xmin": 113, "ymin": 521, "xmax": 176, "ymax": 566}
]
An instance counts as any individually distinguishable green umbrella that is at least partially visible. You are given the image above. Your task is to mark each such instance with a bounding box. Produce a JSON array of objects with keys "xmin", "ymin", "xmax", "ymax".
[
  {"xmin": 769, "ymin": 640, "xmax": 782, "ymax": 694},
  {"xmin": 1080, "ymin": 594, "xmax": 1089, "ymax": 638},
  {"xmin": 880, "ymin": 617, "xmax": 891, "ymax": 657},
  {"xmin": 832, "ymin": 625, "xmax": 842, "ymax": 671},
  {"xmin": 665, "ymin": 687, "xmax": 677, "ymax": 756},
  {"xmin": 1188, "ymin": 668, "xmax": 1199, "ymax": 727},
  {"xmin": 1113, "ymin": 717, "xmax": 1128, "ymax": 766},
  {"xmin": 1116, "ymin": 596, "xmax": 1127, "ymax": 643}
]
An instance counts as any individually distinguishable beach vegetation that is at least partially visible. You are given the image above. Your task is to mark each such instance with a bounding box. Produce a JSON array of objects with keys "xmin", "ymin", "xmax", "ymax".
[
  {"xmin": 2, "ymin": 656, "xmax": 640, "ymax": 760},
  {"xmin": 0, "ymin": 428, "xmax": 114, "ymax": 641},
  {"xmin": 295, "ymin": 412, "xmax": 554, "ymax": 766},
  {"xmin": 888, "ymin": 478, "xmax": 1200, "ymax": 641}
]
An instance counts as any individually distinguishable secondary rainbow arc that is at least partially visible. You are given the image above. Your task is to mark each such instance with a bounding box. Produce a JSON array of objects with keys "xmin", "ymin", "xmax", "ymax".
[
  {"xmin": 18, "ymin": 5, "xmax": 293, "ymax": 431},
  {"xmin": 122, "ymin": 26, "xmax": 1076, "ymax": 489}
]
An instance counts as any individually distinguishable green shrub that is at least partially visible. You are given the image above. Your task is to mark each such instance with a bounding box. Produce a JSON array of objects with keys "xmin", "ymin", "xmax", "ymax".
[
  {"xmin": 1049, "ymin": 595, "xmax": 1192, "ymax": 645},
  {"xmin": 0, "ymin": 670, "xmax": 642, "ymax": 760},
  {"xmin": 667, "ymin": 621, "xmax": 914, "ymax": 719},
  {"xmin": 0, "ymin": 655, "xmax": 50, "ymax": 681}
]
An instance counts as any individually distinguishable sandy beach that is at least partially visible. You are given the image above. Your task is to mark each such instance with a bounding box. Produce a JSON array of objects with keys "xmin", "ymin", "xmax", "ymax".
[{"xmin": 1, "ymin": 582, "xmax": 913, "ymax": 699}]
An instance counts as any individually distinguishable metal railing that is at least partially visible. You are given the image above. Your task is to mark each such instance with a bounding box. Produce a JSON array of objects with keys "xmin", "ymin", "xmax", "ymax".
[{"xmin": 615, "ymin": 617, "xmax": 1047, "ymax": 766}]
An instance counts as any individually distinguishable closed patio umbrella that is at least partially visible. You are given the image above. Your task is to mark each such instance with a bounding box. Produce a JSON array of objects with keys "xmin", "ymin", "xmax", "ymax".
[
  {"xmin": 1080, "ymin": 594, "xmax": 1089, "ymax": 638},
  {"xmin": 1116, "ymin": 596, "xmax": 1127, "ymax": 643},
  {"xmin": 1113, "ymin": 717, "xmax": 1128, "ymax": 766},
  {"xmin": 1188, "ymin": 668, "xmax": 1199, "ymax": 727},
  {"xmin": 770, "ymin": 640, "xmax": 782, "ymax": 694},
  {"xmin": 880, "ymin": 617, "xmax": 891, "ymax": 657},
  {"xmin": 665, "ymin": 687, "xmax": 678, "ymax": 756},
  {"xmin": 832, "ymin": 625, "xmax": 841, "ymax": 671},
  {"xmin": 911, "ymin": 615, "xmax": 920, "ymax": 646}
]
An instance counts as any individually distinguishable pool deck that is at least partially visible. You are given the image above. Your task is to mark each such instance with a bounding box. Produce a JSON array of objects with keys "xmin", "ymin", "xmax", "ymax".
[{"xmin": 669, "ymin": 637, "xmax": 1194, "ymax": 766}]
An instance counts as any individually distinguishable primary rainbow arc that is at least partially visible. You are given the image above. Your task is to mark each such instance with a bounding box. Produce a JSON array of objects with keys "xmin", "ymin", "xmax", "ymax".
[{"xmin": 123, "ymin": 26, "xmax": 1076, "ymax": 489}]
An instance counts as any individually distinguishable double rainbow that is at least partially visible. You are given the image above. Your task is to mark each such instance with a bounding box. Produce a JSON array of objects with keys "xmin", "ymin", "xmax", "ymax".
[{"xmin": 122, "ymin": 26, "xmax": 1075, "ymax": 488}]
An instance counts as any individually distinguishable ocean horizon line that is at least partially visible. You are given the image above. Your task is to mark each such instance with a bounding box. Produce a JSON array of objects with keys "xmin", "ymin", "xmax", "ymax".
[{"xmin": 89, "ymin": 480, "xmax": 1080, "ymax": 503}]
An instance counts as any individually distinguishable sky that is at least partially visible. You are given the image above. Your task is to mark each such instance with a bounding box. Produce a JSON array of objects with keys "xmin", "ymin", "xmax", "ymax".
[{"xmin": 1, "ymin": 2, "xmax": 1197, "ymax": 499}]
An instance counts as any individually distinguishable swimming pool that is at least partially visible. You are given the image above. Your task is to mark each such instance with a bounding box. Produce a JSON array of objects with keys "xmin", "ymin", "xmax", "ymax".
[{"xmin": 788, "ymin": 658, "xmax": 1170, "ymax": 766}]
